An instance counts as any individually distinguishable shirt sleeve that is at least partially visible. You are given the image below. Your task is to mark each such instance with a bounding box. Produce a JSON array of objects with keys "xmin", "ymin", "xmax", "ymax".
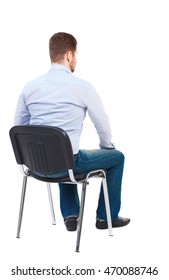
[
  {"xmin": 84, "ymin": 85, "xmax": 115, "ymax": 149},
  {"xmin": 14, "ymin": 92, "xmax": 30, "ymax": 125}
]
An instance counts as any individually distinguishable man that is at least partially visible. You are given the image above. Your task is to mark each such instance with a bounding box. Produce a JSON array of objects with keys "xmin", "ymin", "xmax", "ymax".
[{"xmin": 14, "ymin": 32, "xmax": 130, "ymax": 231}]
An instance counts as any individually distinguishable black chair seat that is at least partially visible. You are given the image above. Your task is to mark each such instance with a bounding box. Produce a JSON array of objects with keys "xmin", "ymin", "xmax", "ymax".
[{"xmin": 30, "ymin": 170, "xmax": 104, "ymax": 183}]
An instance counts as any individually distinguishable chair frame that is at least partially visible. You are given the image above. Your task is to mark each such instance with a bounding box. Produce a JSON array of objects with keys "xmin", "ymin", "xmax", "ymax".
[{"xmin": 10, "ymin": 125, "xmax": 113, "ymax": 252}]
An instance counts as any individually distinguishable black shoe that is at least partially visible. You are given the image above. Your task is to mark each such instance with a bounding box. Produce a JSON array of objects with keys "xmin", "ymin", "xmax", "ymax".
[
  {"xmin": 64, "ymin": 217, "xmax": 78, "ymax": 231},
  {"xmin": 96, "ymin": 217, "xmax": 130, "ymax": 229}
]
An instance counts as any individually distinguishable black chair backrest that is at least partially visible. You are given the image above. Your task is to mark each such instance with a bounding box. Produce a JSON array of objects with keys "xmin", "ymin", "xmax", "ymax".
[{"xmin": 9, "ymin": 125, "xmax": 75, "ymax": 174}]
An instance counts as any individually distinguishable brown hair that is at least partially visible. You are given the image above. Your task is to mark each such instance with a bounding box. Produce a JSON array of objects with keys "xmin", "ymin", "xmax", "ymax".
[{"xmin": 49, "ymin": 32, "xmax": 77, "ymax": 62}]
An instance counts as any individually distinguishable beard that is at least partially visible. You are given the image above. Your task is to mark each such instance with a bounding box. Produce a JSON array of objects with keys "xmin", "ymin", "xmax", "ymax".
[{"xmin": 70, "ymin": 63, "xmax": 76, "ymax": 73}]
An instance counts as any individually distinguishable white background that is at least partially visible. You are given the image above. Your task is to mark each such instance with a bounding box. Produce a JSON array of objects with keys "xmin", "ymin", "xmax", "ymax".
[{"xmin": 0, "ymin": 0, "xmax": 169, "ymax": 279}]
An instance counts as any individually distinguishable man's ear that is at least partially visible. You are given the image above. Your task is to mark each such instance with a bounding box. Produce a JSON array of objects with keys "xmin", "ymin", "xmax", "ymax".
[{"xmin": 67, "ymin": 51, "xmax": 73, "ymax": 63}]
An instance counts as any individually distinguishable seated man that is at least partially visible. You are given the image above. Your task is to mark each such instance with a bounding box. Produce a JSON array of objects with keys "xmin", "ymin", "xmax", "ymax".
[{"xmin": 14, "ymin": 32, "xmax": 130, "ymax": 231}]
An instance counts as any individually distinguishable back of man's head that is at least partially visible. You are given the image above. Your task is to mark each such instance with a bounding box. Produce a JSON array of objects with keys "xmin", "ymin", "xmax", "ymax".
[{"xmin": 49, "ymin": 32, "xmax": 77, "ymax": 63}]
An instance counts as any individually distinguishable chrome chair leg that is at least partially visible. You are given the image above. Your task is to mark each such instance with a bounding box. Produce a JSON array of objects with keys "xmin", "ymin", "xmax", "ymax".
[
  {"xmin": 102, "ymin": 177, "xmax": 113, "ymax": 236},
  {"xmin": 16, "ymin": 175, "xmax": 27, "ymax": 238},
  {"xmin": 75, "ymin": 181, "xmax": 87, "ymax": 252},
  {"xmin": 47, "ymin": 183, "xmax": 56, "ymax": 225}
]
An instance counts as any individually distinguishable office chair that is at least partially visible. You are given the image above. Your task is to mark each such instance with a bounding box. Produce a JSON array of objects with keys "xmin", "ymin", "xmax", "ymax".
[{"xmin": 9, "ymin": 125, "xmax": 113, "ymax": 252}]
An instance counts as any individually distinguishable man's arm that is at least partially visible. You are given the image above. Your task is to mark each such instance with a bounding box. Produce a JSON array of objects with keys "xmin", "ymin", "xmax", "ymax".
[
  {"xmin": 14, "ymin": 92, "xmax": 30, "ymax": 125},
  {"xmin": 85, "ymin": 86, "xmax": 115, "ymax": 149}
]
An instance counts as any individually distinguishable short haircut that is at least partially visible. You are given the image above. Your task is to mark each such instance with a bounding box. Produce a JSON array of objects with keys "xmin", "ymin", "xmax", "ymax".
[{"xmin": 49, "ymin": 32, "xmax": 77, "ymax": 62}]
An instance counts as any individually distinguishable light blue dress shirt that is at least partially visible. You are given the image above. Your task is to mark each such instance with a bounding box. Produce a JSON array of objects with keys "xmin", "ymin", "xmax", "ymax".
[{"xmin": 14, "ymin": 64, "xmax": 114, "ymax": 154}]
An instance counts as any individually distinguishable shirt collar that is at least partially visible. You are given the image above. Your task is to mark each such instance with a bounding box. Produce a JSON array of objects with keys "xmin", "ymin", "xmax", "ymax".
[{"xmin": 49, "ymin": 64, "xmax": 71, "ymax": 74}]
